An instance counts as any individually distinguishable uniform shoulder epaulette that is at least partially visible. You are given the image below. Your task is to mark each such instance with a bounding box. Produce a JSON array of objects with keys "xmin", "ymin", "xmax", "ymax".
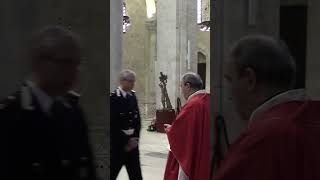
[
  {"xmin": 66, "ymin": 90, "xmax": 81, "ymax": 103},
  {"xmin": 68, "ymin": 90, "xmax": 81, "ymax": 98}
]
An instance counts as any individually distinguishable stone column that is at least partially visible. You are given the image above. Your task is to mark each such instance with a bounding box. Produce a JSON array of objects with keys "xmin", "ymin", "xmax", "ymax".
[
  {"xmin": 156, "ymin": 0, "xmax": 198, "ymax": 108},
  {"xmin": 145, "ymin": 18, "xmax": 157, "ymax": 119},
  {"xmin": 306, "ymin": 0, "xmax": 320, "ymax": 99},
  {"xmin": 212, "ymin": 0, "xmax": 280, "ymax": 143},
  {"xmin": 110, "ymin": 0, "xmax": 123, "ymax": 91},
  {"xmin": 156, "ymin": 0, "xmax": 177, "ymax": 110},
  {"xmin": 49, "ymin": 1, "xmax": 110, "ymax": 179},
  {"xmin": 0, "ymin": 0, "xmax": 42, "ymax": 99},
  {"xmin": 176, "ymin": 0, "xmax": 198, "ymax": 105},
  {"xmin": 0, "ymin": 0, "xmax": 110, "ymax": 179}
]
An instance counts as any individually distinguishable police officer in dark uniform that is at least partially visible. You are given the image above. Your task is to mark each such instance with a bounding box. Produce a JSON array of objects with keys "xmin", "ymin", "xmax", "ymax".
[
  {"xmin": 110, "ymin": 69, "xmax": 142, "ymax": 180},
  {"xmin": 0, "ymin": 26, "xmax": 96, "ymax": 180}
]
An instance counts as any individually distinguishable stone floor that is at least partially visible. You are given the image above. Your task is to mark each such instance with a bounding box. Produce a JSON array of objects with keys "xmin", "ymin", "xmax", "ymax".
[{"xmin": 116, "ymin": 121, "xmax": 169, "ymax": 180}]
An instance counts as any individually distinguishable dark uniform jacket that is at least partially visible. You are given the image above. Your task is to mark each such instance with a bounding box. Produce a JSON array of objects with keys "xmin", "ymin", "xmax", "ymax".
[
  {"xmin": 110, "ymin": 88, "xmax": 141, "ymax": 151},
  {"xmin": 0, "ymin": 83, "xmax": 96, "ymax": 180}
]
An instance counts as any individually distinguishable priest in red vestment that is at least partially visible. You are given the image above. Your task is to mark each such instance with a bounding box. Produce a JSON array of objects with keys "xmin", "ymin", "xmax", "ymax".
[
  {"xmin": 216, "ymin": 35, "xmax": 320, "ymax": 180},
  {"xmin": 164, "ymin": 72, "xmax": 210, "ymax": 180}
]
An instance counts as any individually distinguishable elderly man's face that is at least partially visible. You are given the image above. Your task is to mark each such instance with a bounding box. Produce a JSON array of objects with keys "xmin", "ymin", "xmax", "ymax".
[
  {"xmin": 224, "ymin": 62, "xmax": 256, "ymax": 121},
  {"xmin": 37, "ymin": 49, "xmax": 81, "ymax": 95},
  {"xmin": 120, "ymin": 75, "xmax": 136, "ymax": 91}
]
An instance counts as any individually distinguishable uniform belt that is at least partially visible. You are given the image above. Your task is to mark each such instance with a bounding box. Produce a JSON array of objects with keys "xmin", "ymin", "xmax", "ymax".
[{"xmin": 122, "ymin": 128, "xmax": 135, "ymax": 135}]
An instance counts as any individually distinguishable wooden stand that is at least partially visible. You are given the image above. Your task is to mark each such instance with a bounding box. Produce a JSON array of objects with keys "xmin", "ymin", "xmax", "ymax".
[{"xmin": 155, "ymin": 109, "xmax": 176, "ymax": 133}]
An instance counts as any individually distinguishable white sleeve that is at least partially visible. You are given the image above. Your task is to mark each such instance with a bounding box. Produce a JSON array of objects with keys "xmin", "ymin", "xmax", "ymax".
[{"xmin": 178, "ymin": 165, "xmax": 189, "ymax": 180}]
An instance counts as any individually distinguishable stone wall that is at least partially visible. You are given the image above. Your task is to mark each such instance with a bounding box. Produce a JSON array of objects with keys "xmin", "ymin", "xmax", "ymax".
[
  {"xmin": 212, "ymin": 0, "xmax": 280, "ymax": 143},
  {"xmin": 122, "ymin": 0, "xmax": 149, "ymax": 119},
  {"xmin": 0, "ymin": 1, "xmax": 109, "ymax": 179},
  {"xmin": 306, "ymin": 0, "xmax": 320, "ymax": 99}
]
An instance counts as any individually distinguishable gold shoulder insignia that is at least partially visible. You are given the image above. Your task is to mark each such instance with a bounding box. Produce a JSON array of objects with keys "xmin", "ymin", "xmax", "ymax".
[
  {"xmin": 68, "ymin": 90, "xmax": 81, "ymax": 97},
  {"xmin": 116, "ymin": 89, "xmax": 121, "ymax": 97}
]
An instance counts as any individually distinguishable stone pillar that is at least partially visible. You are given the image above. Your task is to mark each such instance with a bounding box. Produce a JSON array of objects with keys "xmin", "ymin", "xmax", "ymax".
[
  {"xmin": 0, "ymin": 1, "xmax": 42, "ymax": 99},
  {"xmin": 122, "ymin": 0, "xmax": 147, "ymax": 120},
  {"xmin": 110, "ymin": 0, "xmax": 123, "ymax": 91},
  {"xmin": 48, "ymin": 1, "xmax": 110, "ymax": 179},
  {"xmin": 145, "ymin": 19, "xmax": 157, "ymax": 119},
  {"xmin": 0, "ymin": 1, "xmax": 110, "ymax": 179},
  {"xmin": 156, "ymin": 0, "xmax": 177, "ymax": 110},
  {"xmin": 212, "ymin": 0, "xmax": 280, "ymax": 143},
  {"xmin": 156, "ymin": 0, "xmax": 198, "ymax": 108},
  {"xmin": 177, "ymin": 0, "xmax": 198, "ymax": 105},
  {"xmin": 306, "ymin": 0, "xmax": 320, "ymax": 99}
]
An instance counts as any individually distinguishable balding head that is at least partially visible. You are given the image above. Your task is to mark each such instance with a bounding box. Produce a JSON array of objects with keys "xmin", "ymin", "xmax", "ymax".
[
  {"xmin": 181, "ymin": 72, "xmax": 203, "ymax": 90},
  {"xmin": 181, "ymin": 72, "xmax": 203, "ymax": 99},
  {"xmin": 225, "ymin": 35, "xmax": 296, "ymax": 121},
  {"xmin": 229, "ymin": 35, "xmax": 296, "ymax": 89}
]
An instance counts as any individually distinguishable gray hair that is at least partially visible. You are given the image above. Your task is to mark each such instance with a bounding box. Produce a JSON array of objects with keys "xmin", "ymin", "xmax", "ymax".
[
  {"xmin": 181, "ymin": 72, "xmax": 203, "ymax": 90},
  {"xmin": 229, "ymin": 35, "xmax": 296, "ymax": 89},
  {"xmin": 119, "ymin": 69, "xmax": 136, "ymax": 81}
]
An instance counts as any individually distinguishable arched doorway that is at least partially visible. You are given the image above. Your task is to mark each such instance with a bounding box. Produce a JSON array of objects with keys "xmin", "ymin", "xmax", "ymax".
[{"xmin": 197, "ymin": 51, "xmax": 207, "ymax": 89}]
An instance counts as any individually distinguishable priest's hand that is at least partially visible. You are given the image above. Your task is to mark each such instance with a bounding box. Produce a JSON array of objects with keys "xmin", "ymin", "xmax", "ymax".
[
  {"xmin": 125, "ymin": 137, "xmax": 139, "ymax": 152},
  {"xmin": 164, "ymin": 124, "xmax": 172, "ymax": 131}
]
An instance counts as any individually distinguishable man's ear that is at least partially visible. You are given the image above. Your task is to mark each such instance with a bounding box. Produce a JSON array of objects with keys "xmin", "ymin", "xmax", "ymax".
[{"xmin": 243, "ymin": 67, "xmax": 257, "ymax": 92}]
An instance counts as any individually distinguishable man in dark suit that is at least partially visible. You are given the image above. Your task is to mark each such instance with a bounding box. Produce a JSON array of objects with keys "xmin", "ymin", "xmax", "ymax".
[
  {"xmin": 110, "ymin": 69, "xmax": 142, "ymax": 180},
  {"xmin": 0, "ymin": 26, "xmax": 96, "ymax": 180}
]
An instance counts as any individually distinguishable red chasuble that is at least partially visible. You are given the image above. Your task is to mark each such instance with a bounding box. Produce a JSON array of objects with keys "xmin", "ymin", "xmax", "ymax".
[
  {"xmin": 216, "ymin": 100, "xmax": 320, "ymax": 180},
  {"xmin": 164, "ymin": 92, "xmax": 210, "ymax": 180}
]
